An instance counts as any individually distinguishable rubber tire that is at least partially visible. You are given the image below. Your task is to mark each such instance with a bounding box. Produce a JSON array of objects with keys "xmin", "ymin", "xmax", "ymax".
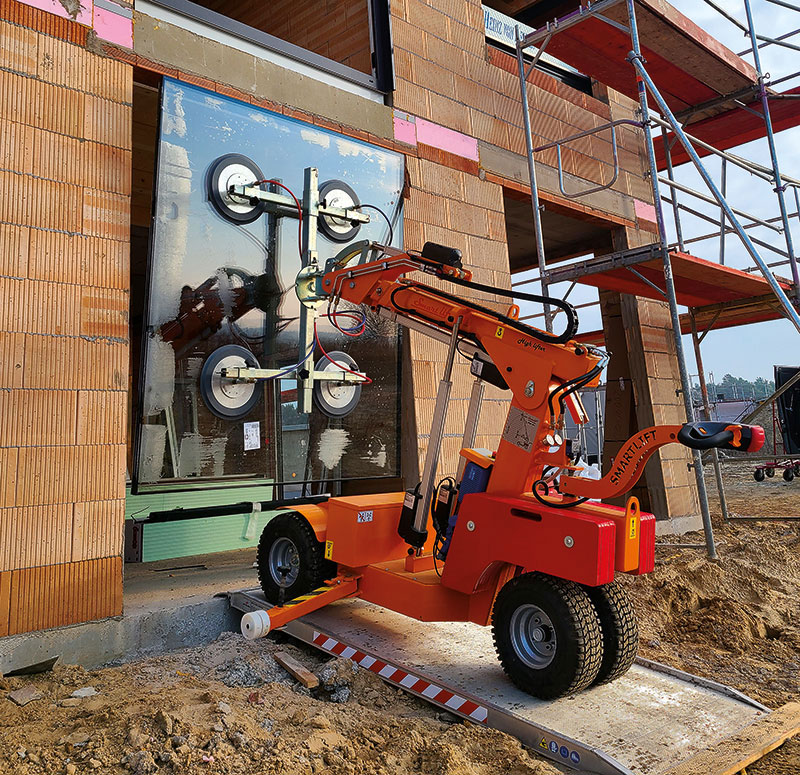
[
  {"xmin": 492, "ymin": 572, "xmax": 603, "ymax": 700},
  {"xmin": 766, "ymin": 467, "xmax": 775, "ymax": 477},
  {"xmin": 784, "ymin": 467, "xmax": 794, "ymax": 482},
  {"xmin": 754, "ymin": 468, "xmax": 765, "ymax": 482},
  {"xmin": 585, "ymin": 582, "xmax": 639, "ymax": 686},
  {"xmin": 257, "ymin": 512, "xmax": 334, "ymax": 605}
]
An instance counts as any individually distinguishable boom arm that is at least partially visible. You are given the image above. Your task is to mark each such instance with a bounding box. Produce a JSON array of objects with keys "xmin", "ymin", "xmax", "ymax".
[{"xmin": 306, "ymin": 243, "xmax": 764, "ymax": 505}]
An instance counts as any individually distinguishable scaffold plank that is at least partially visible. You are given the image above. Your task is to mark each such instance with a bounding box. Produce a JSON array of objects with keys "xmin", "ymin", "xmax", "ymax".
[
  {"xmin": 539, "ymin": 0, "xmax": 757, "ymax": 116},
  {"xmin": 655, "ymin": 86, "xmax": 800, "ymax": 168}
]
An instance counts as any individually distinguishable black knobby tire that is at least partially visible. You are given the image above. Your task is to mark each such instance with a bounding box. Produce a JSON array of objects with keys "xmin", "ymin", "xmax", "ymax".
[
  {"xmin": 492, "ymin": 572, "xmax": 603, "ymax": 700},
  {"xmin": 754, "ymin": 468, "xmax": 765, "ymax": 482},
  {"xmin": 585, "ymin": 582, "xmax": 639, "ymax": 686},
  {"xmin": 766, "ymin": 466, "xmax": 775, "ymax": 477},
  {"xmin": 257, "ymin": 512, "xmax": 334, "ymax": 604},
  {"xmin": 784, "ymin": 467, "xmax": 795, "ymax": 482}
]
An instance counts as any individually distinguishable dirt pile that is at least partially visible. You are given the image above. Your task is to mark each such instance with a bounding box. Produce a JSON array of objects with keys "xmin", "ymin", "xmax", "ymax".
[
  {"xmin": 0, "ymin": 633, "xmax": 558, "ymax": 775},
  {"xmin": 622, "ymin": 477, "xmax": 800, "ymax": 708}
]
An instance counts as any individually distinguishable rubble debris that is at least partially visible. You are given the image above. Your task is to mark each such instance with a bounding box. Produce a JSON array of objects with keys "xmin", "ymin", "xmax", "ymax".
[{"xmin": 7, "ymin": 686, "xmax": 43, "ymax": 706}]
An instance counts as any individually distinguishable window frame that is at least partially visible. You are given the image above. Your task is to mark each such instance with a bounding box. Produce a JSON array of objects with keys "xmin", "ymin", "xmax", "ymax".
[{"xmin": 144, "ymin": 0, "xmax": 395, "ymax": 94}]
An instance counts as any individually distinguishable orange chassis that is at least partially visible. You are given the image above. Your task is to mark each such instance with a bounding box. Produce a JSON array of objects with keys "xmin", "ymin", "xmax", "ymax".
[
  {"xmin": 270, "ymin": 487, "xmax": 651, "ymax": 631},
  {"xmin": 243, "ymin": 246, "xmax": 764, "ymax": 644}
]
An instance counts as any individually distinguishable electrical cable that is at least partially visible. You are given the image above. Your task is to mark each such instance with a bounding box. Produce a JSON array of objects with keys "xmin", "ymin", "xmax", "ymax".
[
  {"xmin": 326, "ymin": 307, "xmax": 367, "ymax": 337},
  {"xmin": 437, "ymin": 274, "xmax": 579, "ymax": 344},
  {"xmin": 532, "ymin": 479, "xmax": 588, "ymax": 509},
  {"xmin": 353, "ymin": 203, "xmax": 394, "ymax": 246},
  {"xmin": 313, "ymin": 323, "xmax": 372, "ymax": 384},
  {"xmin": 394, "ymin": 276, "xmax": 576, "ymax": 346},
  {"xmin": 388, "ymin": 285, "xmax": 484, "ymax": 351},
  {"xmin": 268, "ymin": 340, "xmax": 316, "ymax": 381},
  {"xmin": 547, "ymin": 348, "xmax": 609, "ymax": 417}
]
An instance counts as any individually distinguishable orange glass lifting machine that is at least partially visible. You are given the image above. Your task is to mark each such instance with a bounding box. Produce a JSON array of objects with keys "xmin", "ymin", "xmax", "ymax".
[{"xmin": 242, "ymin": 242, "xmax": 764, "ymax": 699}]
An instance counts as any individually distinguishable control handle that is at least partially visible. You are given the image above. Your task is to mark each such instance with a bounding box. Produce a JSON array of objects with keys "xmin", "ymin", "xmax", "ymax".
[{"xmin": 677, "ymin": 421, "xmax": 765, "ymax": 453}]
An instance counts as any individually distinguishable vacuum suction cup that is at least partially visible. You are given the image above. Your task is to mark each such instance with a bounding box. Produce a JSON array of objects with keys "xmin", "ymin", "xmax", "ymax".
[
  {"xmin": 312, "ymin": 351, "xmax": 363, "ymax": 418},
  {"xmin": 208, "ymin": 154, "xmax": 265, "ymax": 224},
  {"xmin": 318, "ymin": 179, "xmax": 361, "ymax": 243},
  {"xmin": 200, "ymin": 344, "xmax": 262, "ymax": 420}
]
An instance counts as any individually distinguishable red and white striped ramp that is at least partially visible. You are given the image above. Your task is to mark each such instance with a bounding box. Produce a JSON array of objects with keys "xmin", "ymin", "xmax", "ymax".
[{"xmin": 228, "ymin": 590, "xmax": 768, "ymax": 775}]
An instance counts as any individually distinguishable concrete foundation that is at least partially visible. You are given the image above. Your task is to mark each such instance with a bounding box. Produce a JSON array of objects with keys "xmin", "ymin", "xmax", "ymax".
[{"xmin": 0, "ymin": 551, "xmax": 255, "ymax": 674}]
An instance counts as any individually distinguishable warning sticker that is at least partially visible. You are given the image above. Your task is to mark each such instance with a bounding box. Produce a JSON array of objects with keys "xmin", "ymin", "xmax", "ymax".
[
  {"xmin": 325, "ymin": 541, "xmax": 334, "ymax": 560},
  {"xmin": 539, "ymin": 738, "xmax": 547, "ymax": 750},
  {"xmin": 502, "ymin": 406, "xmax": 540, "ymax": 452}
]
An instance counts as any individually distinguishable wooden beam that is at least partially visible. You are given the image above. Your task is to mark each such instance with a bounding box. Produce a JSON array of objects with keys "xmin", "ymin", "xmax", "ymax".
[
  {"xmin": 273, "ymin": 650, "xmax": 320, "ymax": 689},
  {"xmin": 662, "ymin": 702, "xmax": 800, "ymax": 775}
]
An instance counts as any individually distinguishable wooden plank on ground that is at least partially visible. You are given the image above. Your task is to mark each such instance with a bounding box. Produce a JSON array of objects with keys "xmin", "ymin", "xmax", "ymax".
[
  {"xmin": 662, "ymin": 702, "xmax": 800, "ymax": 775},
  {"xmin": 273, "ymin": 651, "xmax": 319, "ymax": 689}
]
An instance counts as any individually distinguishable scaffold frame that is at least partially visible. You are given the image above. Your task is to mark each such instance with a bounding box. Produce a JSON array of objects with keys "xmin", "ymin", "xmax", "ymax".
[{"xmin": 513, "ymin": 0, "xmax": 800, "ymax": 557}]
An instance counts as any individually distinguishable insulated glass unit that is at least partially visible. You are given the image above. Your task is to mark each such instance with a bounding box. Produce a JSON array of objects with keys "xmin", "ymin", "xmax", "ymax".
[{"xmin": 134, "ymin": 78, "xmax": 404, "ymax": 491}]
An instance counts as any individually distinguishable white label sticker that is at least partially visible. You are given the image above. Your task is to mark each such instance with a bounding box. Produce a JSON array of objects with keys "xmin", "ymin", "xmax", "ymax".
[
  {"xmin": 243, "ymin": 421, "xmax": 261, "ymax": 451},
  {"xmin": 357, "ymin": 510, "xmax": 374, "ymax": 523},
  {"xmin": 502, "ymin": 406, "xmax": 540, "ymax": 452}
]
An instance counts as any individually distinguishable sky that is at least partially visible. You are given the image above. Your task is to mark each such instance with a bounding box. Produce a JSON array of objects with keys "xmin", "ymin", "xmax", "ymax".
[{"xmin": 521, "ymin": 0, "xmax": 800, "ymax": 383}]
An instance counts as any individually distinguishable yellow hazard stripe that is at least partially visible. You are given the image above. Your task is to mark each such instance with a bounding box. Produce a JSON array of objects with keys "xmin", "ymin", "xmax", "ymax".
[{"xmin": 281, "ymin": 586, "xmax": 330, "ymax": 607}]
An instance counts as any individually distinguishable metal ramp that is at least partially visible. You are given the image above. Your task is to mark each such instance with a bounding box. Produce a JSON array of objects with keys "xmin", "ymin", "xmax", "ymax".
[{"xmin": 229, "ymin": 589, "xmax": 768, "ymax": 775}]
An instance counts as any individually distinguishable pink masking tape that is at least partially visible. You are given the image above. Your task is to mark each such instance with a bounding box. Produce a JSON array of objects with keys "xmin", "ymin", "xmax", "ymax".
[
  {"xmin": 634, "ymin": 199, "xmax": 657, "ymax": 223},
  {"xmin": 93, "ymin": 4, "xmax": 133, "ymax": 48},
  {"xmin": 415, "ymin": 118, "xmax": 479, "ymax": 161},
  {"xmin": 393, "ymin": 116, "xmax": 417, "ymax": 146},
  {"xmin": 17, "ymin": 0, "xmax": 92, "ymax": 25}
]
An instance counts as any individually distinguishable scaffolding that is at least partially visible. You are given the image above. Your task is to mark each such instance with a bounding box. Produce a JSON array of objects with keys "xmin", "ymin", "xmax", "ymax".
[{"xmin": 513, "ymin": 0, "xmax": 800, "ymax": 558}]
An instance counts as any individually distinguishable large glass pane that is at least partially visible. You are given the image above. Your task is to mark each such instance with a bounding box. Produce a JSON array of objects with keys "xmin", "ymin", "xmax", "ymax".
[{"xmin": 135, "ymin": 78, "xmax": 404, "ymax": 490}]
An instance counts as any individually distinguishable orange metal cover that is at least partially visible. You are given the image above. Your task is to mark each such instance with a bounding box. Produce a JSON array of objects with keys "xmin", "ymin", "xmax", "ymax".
[{"xmin": 325, "ymin": 493, "xmax": 409, "ymax": 569}]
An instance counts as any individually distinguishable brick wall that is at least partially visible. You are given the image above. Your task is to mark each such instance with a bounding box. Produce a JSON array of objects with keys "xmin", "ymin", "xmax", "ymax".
[
  {"xmin": 0, "ymin": 18, "xmax": 130, "ymax": 635},
  {"xmin": 391, "ymin": 0, "xmax": 649, "ymax": 205},
  {"xmin": 403, "ymin": 151, "xmax": 513, "ymax": 479}
]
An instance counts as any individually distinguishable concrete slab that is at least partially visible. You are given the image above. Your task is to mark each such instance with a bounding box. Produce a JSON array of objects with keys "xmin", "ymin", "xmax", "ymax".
[{"xmin": 133, "ymin": 9, "xmax": 393, "ymax": 139}]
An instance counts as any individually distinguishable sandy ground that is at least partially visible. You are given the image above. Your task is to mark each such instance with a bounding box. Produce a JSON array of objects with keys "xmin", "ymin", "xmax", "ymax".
[
  {"xmin": 1, "ymin": 463, "xmax": 798, "ymax": 775},
  {"xmin": 0, "ymin": 634, "xmax": 558, "ymax": 775}
]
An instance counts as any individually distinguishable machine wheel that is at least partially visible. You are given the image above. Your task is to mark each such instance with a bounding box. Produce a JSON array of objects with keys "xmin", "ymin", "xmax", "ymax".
[
  {"xmin": 585, "ymin": 582, "xmax": 638, "ymax": 686},
  {"xmin": 492, "ymin": 572, "xmax": 603, "ymax": 700},
  {"xmin": 754, "ymin": 468, "xmax": 766, "ymax": 482},
  {"xmin": 794, "ymin": 464, "xmax": 800, "ymax": 477},
  {"xmin": 257, "ymin": 512, "xmax": 334, "ymax": 605},
  {"xmin": 784, "ymin": 468, "xmax": 795, "ymax": 482},
  {"xmin": 766, "ymin": 466, "xmax": 775, "ymax": 477}
]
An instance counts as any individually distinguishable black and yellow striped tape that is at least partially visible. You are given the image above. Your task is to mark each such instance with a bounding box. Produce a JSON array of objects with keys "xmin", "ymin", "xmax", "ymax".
[{"xmin": 281, "ymin": 585, "xmax": 331, "ymax": 608}]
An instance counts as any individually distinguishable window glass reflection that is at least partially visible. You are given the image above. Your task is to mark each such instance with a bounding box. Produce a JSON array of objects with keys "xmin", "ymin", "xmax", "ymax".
[{"xmin": 136, "ymin": 78, "xmax": 403, "ymax": 489}]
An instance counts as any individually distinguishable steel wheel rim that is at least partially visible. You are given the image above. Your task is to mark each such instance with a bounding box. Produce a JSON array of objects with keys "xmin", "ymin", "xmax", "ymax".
[
  {"xmin": 268, "ymin": 537, "xmax": 300, "ymax": 587},
  {"xmin": 510, "ymin": 603, "xmax": 557, "ymax": 669}
]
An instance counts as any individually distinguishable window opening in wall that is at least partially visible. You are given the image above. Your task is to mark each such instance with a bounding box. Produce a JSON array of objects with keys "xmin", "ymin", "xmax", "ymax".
[
  {"xmin": 504, "ymin": 188, "xmax": 612, "ymax": 336},
  {"xmin": 129, "ymin": 74, "xmax": 162, "ymax": 480},
  {"xmin": 131, "ymin": 78, "xmax": 405, "ymax": 496},
  {"xmin": 482, "ymin": 3, "xmax": 591, "ymax": 93}
]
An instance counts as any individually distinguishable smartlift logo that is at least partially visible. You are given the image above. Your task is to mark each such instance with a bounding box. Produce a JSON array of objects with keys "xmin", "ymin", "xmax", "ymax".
[{"xmin": 608, "ymin": 429, "xmax": 660, "ymax": 487}]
